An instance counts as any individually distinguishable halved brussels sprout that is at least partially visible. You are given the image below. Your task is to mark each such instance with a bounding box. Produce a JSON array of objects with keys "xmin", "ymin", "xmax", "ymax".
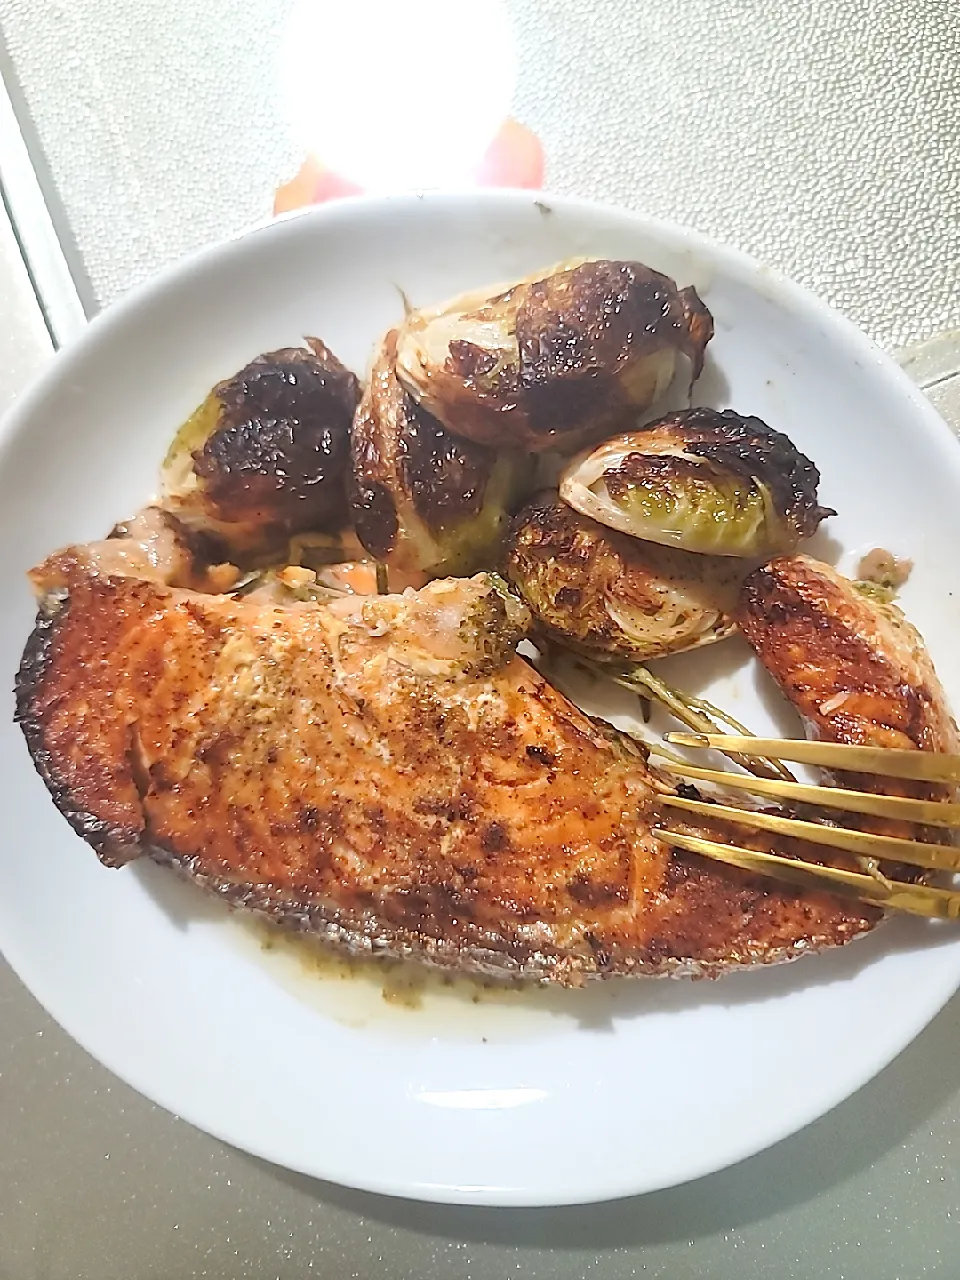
[
  {"xmin": 504, "ymin": 495, "xmax": 742, "ymax": 661},
  {"xmin": 161, "ymin": 339, "xmax": 360, "ymax": 557},
  {"xmin": 394, "ymin": 258, "xmax": 713, "ymax": 453},
  {"xmin": 350, "ymin": 332, "xmax": 528, "ymax": 578},
  {"xmin": 559, "ymin": 408, "xmax": 833, "ymax": 558}
]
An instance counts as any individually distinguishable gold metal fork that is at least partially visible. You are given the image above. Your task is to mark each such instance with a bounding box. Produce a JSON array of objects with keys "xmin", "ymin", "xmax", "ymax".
[{"xmin": 651, "ymin": 732, "xmax": 960, "ymax": 920}]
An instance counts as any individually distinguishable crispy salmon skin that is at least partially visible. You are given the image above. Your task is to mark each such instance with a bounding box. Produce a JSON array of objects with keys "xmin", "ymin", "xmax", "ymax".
[
  {"xmin": 738, "ymin": 555, "xmax": 960, "ymax": 853},
  {"xmin": 738, "ymin": 555, "xmax": 959, "ymax": 757},
  {"xmin": 15, "ymin": 563, "xmax": 876, "ymax": 983}
]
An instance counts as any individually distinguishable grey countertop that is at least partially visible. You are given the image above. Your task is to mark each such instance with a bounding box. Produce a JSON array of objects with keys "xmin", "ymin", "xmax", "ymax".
[
  {"xmin": 1, "ymin": 948, "xmax": 958, "ymax": 1279},
  {"xmin": 1, "ymin": 1, "xmax": 959, "ymax": 1274}
]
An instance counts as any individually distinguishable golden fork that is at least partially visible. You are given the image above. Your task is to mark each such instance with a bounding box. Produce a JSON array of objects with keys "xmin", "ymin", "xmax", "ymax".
[{"xmin": 651, "ymin": 732, "xmax": 960, "ymax": 920}]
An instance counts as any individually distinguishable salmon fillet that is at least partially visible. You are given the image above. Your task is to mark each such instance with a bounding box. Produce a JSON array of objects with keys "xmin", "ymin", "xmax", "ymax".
[
  {"xmin": 738, "ymin": 556, "xmax": 959, "ymax": 845},
  {"xmin": 738, "ymin": 556, "xmax": 959, "ymax": 756},
  {"xmin": 15, "ymin": 562, "xmax": 877, "ymax": 983}
]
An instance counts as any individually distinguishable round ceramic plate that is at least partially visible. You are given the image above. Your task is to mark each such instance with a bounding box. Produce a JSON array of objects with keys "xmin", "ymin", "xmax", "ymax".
[{"xmin": 2, "ymin": 192, "xmax": 959, "ymax": 1207}]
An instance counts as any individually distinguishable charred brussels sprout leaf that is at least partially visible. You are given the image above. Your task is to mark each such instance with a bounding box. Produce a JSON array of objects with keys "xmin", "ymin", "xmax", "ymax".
[
  {"xmin": 161, "ymin": 339, "xmax": 360, "ymax": 556},
  {"xmin": 504, "ymin": 496, "xmax": 742, "ymax": 661},
  {"xmin": 394, "ymin": 258, "xmax": 713, "ymax": 453},
  {"xmin": 350, "ymin": 332, "xmax": 529, "ymax": 578},
  {"xmin": 560, "ymin": 408, "xmax": 833, "ymax": 557}
]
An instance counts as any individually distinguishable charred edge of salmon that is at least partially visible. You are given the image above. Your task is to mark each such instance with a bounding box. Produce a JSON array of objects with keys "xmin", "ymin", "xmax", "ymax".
[
  {"xmin": 14, "ymin": 595, "xmax": 131, "ymax": 863},
  {"xmin": 18, "ymin": 599, "xmax": 106, "ymax": 849},
  {"xmin": 145, "ymin": 846, "xmax": 879, "ymax": 985},
  {"xmin": 13, "ymin": 592, "xmax": 880, "ymax": 986}
]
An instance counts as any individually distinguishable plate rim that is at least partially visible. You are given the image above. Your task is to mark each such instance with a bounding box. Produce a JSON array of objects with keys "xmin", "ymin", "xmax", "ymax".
[
  {"xmin": 2, "ymin": 187, "xmax": 956, "ymax": 464},
  {"xmin": 2, "ymin": 188, "xmax": 959, "ymax": 1207}
]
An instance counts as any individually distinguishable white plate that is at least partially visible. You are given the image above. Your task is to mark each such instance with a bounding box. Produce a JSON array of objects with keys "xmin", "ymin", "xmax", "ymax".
[{"xmin": 2, "ymin": 191, "xmax": 959, "ymax": 1207}]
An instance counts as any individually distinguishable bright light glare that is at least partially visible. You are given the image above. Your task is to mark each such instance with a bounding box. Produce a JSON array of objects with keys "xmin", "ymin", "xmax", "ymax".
[{"xmin": 280, "ymin": 0, "xmax": 518, "ymax": 192}]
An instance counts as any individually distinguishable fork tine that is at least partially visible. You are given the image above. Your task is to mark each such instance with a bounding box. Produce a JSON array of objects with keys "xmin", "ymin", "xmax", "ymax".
[
  {"xmin": 661, "ymin": 795, "xmax": 960, "ymax": 871},
  {"xmin": 654, "ymin": 828, "xmax": 960, "ymax": 920},
  {"xmin": 599, "ymin": 666, "xmax": 795, "ymax": 782},
  {"xmin": 664, "ymin": 733, "xmax": 960, "ymax": 783},
  {"xmin": 647, "ymin": 753, "xmax": 960, "ymax": 829}
]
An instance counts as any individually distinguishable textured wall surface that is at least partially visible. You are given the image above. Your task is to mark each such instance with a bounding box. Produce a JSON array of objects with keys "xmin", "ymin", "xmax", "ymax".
[
  {"xmin": 0, "ymin": 2, "xmax": 959, "ymax": 1277},
  {"xmin": 510, "ymin": 0, "xmax": 960, "ymax": 350},
  {"xmin": 0, "ymin": 0, "xmax": 958, "ymax": 348}
]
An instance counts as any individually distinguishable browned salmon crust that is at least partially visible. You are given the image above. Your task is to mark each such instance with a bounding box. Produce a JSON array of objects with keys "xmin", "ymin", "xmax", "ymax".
[
  {"xmin": 738, "ymin": 556, "xmax": 959, "ymax": 757},
  {"xmin": 738, "ymin": 555, "xmax": 959, "ymax": 845},
  {"xmin": 16, "ymin": 568, "xmax": 877, "ymax": 983}
]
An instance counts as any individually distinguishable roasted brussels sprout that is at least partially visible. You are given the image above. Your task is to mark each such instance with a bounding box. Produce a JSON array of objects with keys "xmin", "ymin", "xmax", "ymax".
[
  {"xmin": 161, "ymin": 339, "xmax": 360, "ymax": 556},
  {"xmin": 560, "ymin": 408, "xmax": 833, "ymax": 558},
  {"xmin": 504, "ymin": 495, "xmax": 742, "ymax": 661},
  {"xmin": 394, "ymin": 258, "xmax": 713, "ymax": 453},
  {"xmin": 350, "ymin": 332, "xmax": 528, "ymax": 578}
]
